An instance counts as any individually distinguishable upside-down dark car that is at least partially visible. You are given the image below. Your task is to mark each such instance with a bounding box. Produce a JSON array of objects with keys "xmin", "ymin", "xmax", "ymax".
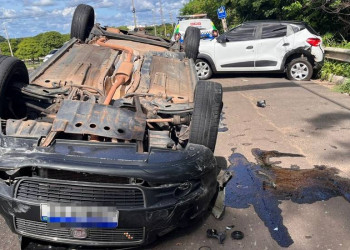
[{"xmin": 0, "ymin": 4, "xmax": 223, "ymax": 249}]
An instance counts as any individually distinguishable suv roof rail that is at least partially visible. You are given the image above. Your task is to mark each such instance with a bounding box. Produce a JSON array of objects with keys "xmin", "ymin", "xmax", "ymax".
[{"xmin": 177, "ymin": 14, "xmax": 208, "ymax": 20}]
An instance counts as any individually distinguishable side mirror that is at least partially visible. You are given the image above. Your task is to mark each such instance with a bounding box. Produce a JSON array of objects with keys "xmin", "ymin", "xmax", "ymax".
[{"xmin": 217, "ymin": 34, "xmax": 228, "ymax": 43}]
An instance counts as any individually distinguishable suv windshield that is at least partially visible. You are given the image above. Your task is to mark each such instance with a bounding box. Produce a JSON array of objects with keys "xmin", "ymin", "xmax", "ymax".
[{"xmin": 173, "ymin": 18, "xmax": 217, "ymax": 41}]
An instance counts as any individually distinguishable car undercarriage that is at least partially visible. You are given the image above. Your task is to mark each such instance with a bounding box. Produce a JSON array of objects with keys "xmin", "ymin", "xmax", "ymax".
[{"xmin": 0, "ymin": 4, "xmax": 223, "ymax": 249}]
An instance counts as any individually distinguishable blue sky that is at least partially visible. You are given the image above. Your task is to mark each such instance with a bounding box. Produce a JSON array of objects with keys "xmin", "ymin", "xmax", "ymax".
[{"xmin": 0, "ymin": 0, "xmax": 189, "ymax": 38}]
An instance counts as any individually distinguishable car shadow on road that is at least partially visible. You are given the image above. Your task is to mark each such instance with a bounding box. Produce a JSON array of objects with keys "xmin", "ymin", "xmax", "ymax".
[
  {"xmin": 306, "ymin": 111, "xmax": 350, "ymax": 164},
  {"xmin": 212, "ymin": 72, "xmax": 286, "ymax": 80},
  {"xmin": 222, "ymin": 81, "xmax": 299, "ymax": 92},
  {"xmin": 307, "ymin": 112, "xmax": 350, "ymax": 130}
]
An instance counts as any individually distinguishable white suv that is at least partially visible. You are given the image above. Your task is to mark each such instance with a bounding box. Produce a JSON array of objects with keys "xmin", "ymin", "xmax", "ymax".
[{"xmin": 196, "ymin": 21, "xmax": 324, "ymax": 81}]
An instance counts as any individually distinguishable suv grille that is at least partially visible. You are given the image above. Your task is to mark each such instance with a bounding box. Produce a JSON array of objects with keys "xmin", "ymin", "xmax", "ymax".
[
  {"xmin": 15, "ymin": 179, "xmax": 144, "ymax": 208},
  {"xmin": 15, "ymin": 218, "xmax": 144, "ymax": 244},
  {"xmin": 41, "ymin": 169, "xmax": 130, "ymax": 184}
]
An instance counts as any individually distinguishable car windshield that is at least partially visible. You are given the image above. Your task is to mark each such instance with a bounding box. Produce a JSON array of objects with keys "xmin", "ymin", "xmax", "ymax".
[{"xmin": 49, "ymin": 49, "xmax": 58, "ymax": 55}]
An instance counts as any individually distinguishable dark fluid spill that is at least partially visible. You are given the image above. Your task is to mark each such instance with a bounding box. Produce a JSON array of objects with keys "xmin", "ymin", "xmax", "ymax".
[
  {"xmin": 218, "ymin": 111, "xmax": 228, "ymax": 133},
  {"xmin": 225, "ymin": 149, "xmax": 350, "ymax": 248}
]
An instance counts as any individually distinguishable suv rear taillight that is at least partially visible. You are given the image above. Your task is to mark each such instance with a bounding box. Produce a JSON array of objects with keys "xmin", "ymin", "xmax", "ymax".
[{"xmin": 307, "ymin": 38, "xmax": 321, "ymax": 46}]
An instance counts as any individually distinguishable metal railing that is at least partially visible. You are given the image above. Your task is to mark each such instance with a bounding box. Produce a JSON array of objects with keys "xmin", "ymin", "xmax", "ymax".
[{"xmin": 324, "ymin": 47, "xmax": 350, "ymax": 63}]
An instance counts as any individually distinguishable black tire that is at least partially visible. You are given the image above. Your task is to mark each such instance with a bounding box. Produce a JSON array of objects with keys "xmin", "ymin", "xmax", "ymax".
[
  {"xmin": 312, "ymin": 68, "xmax": 321, "ymax": 79},
  {"xmin": 195, "ymin": 59, "xmax": 213, "ymax": 80},
  {"xmin": 286, "ymin": 58, "xmax": 313, "ymax": 81},
  {"xmin": 184, "ymin": 26, "xmax": 201, "ymax": 61},
  {"xmin": 70, "ymin": 4, "xmax": 95, "ymax": 42},
  {"xmin": 189, "ymin": 81, "xmax": 223, "ymax": 152},
  {"xmin": 0, "ymin": 55, "xmax": 29, "ymax": 118}
]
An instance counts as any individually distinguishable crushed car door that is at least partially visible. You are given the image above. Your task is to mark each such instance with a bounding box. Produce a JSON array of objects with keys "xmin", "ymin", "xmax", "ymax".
[
  {"xmin": 255, "ymin": 23, "xmax": 294, "ymax": 71},
  {"xmin": 214, "ymin": 23, "xmax": 258, "ymax": 72}
]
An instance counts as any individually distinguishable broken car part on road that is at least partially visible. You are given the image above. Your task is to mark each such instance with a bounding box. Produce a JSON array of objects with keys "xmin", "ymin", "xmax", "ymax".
[{"xmin": 0, "ymin": 4, "xmax": 223, "ymax": 248}]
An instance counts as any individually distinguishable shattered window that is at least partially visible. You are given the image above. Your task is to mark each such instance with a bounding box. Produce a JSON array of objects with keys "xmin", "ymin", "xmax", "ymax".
[
  {"xmin": 227, "ymin": 24, "xmax": 257, "ymax": 42},
  {"xmin": 261, "ymin": 24, "xmax": 287, "ymax": 39}
]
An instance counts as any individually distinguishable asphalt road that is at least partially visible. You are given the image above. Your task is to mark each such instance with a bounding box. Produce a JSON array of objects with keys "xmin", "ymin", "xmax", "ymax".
[{"xmin": 1, "ymin": 74, "xmax": 350, "ymax": 249}]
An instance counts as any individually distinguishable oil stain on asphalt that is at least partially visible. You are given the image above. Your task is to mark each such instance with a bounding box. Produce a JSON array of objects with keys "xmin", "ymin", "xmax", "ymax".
[{"xmin": 225, "ymin": 148, "xmax": 350, "ymax": 247}]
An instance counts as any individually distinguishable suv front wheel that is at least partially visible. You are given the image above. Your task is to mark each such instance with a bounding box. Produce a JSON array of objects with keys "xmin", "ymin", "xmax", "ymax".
[
  {"xmin": 195, "ymin": 59, "xmax": 213, "ymax": 80},
  {"xmin": 286, "ymin": 58, "xmax": 313, "ymax": 81}
]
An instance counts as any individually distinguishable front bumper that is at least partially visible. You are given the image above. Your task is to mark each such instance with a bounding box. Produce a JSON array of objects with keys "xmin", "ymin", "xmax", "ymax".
[{"xmin": 0, "ymin": 136, "xmax": 218, "ymax": 247}]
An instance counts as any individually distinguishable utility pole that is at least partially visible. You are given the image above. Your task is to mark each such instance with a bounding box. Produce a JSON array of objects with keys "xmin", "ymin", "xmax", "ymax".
[
  {"xmin": 159, "ymin": 0, "xmax": 166, "ymax": 37},
  {"xmin": 222, "ymin": 18, "xmax": 228, "ymax": 32},
  {"xmin": 131, "ymin": 0, "xmax": 137, "ymax": 29},
  {"xmin": 3, "ymin": 23, "xmax": 13, "ymax": 57},
  {"xmin": 169, "ymin": 11, "xmax": 174, "ymax": 28},
  {"xmin": 152, "ymin": 10, "xmax": 157, "ymax": 36}
]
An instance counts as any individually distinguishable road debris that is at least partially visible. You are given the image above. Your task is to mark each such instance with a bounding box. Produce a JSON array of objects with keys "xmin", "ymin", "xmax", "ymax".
[
  {"xmin": 231, "ymin": 231, "xmax": 244, "ymax": 240},
  {"xmin": 206, "ymin": 229, "xmax": 226, "ymax": 244},
  {"xmin": 257, "ymin": 100, "xmax": 266, "ymax": 108}
]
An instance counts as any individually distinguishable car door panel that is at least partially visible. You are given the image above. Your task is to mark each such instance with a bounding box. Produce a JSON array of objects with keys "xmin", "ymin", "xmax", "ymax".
[
  {"xmin": 214, "ymin": 24, "xmax": 258, "ymax": 72},
  {"xmin": 255, "ymin": 24, "xmax": 294, "ymax": 71}
]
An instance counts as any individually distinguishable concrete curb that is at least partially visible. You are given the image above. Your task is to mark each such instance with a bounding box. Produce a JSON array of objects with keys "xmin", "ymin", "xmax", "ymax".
[{"xmin": 326, "ymin": 74, "xmax": 349, "ymax": 85}]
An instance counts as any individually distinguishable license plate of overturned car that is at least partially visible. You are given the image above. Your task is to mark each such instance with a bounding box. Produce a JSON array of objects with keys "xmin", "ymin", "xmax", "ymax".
[{"xmin": 40, "ymin": 204, "xmax": 119, "ymax": 229}]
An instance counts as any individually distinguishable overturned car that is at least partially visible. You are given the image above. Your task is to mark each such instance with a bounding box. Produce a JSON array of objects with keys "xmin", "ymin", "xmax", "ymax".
[{"xmin": 0, "ymin": 4, "xmax": 223, "ymax": 248}]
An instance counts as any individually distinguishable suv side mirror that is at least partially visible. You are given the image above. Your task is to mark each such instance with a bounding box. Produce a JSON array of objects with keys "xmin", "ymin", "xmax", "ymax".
[{"xmin": 217, "ymin": 34, "xmax": 228, "ymax": 43}]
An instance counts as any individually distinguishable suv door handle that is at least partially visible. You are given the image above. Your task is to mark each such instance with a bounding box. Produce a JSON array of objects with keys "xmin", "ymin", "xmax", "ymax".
[
  {"xmin": 246, "ymin": 46, "xmax": 253, "ymax": 49},
  {"xmin": 282, "ymin": 43, "xmax": 290, "ymax": 46}
]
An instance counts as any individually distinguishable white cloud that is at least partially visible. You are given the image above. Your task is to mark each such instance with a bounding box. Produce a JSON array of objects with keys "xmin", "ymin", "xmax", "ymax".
[
  {"xmin": 2, "ymin": 9, "xmax": 17, "ymax": 18},
  {"xmin": 95, "ymin": 0, "xmax": 114, "ymax": 8},
  {"xmin": 1, "ymin": 0, "xmax": 190, "ymax": 37},
  {"xmin": 32, "ymin": 0, "xmax": 55, "ymax": 6},
  {"xmin": 52, "ymin": 7, "xmax": 75, "ymax": 17},
  {"xmin": 23, "ymin": 6, "xmax": 45, "ymax": 17}
]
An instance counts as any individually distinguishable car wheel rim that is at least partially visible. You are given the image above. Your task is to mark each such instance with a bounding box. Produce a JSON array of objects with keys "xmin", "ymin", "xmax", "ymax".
[
  {"xmin": 195, "ymin": 61, "xmax": 210, "ymax": 78},
  {"xmin": 291, "ymin": 62, "xmax": 309, "ymax": 80}
]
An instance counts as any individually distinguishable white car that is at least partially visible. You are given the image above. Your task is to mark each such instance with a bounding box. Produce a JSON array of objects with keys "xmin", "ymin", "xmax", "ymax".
[
  {"xmin": 196, "ymin": 21, "xmax": 324, "ymax": 81},
  {"xmin": 43, "ymin": 49, "xmax": 59, "ymax": 62}
]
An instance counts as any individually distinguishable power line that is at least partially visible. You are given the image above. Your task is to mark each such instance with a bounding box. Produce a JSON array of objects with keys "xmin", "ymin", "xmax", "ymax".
[{"xmin": 159, "ymin": 0, "xmax": 166, "ymax": 36}]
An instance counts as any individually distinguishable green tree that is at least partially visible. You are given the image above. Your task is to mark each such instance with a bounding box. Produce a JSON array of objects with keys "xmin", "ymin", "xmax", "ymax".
[
  {"xmin": 15, "ymin": 38, "xmax": 43, "ymax": 60},
  {"xmin": 181, "ymin": 0, "xmax": 350, "ymax": 40},
  {"xmin": 62, "ymin": 33, "xmax": 70, "ymax": 42},
  {"xmin": 36, "ymin": 31, "xmax": 65, "ymax": 55},
  {"xmin": 181, "ymin": 0, "xmax": 223, "ymax": 30},
  {"xmin": 0, "ymin": 38, "xmax": 21, "ymax": 56},
  {"xmin": 0, "ymin": 36, "xmax": 5, "ymax": 43}
]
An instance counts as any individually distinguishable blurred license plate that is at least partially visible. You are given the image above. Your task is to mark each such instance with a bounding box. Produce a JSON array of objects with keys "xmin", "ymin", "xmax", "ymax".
[{"xmin": 40, "ymin": 204, "xmax": 119, "ymax": 228}]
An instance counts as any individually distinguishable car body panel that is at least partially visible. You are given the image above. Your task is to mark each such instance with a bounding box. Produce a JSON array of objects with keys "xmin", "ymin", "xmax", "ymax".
[{"xmin": 198, "ymin": 21, "xmax": 324, "ymax": 77}]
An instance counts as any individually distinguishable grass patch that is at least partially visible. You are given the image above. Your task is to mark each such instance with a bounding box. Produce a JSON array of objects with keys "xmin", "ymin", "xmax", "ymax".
[
  {"xmin": 321, "ymin": 60, "xmax": 350, "ymax": 80},
  {"xmin": 334, "ymin": 80, "xmax": 350, "ymax": 94},
  {"xmin": 24, "ymin": 61, "xmax": 42, "ymax": 69}
]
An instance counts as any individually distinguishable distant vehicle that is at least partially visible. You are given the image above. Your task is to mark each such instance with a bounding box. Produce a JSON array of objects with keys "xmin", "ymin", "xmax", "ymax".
[
  {"xmin": 172, "ymin": 14, "xmax": 218, "ymax": 42},
  {"xmin": 196, "ymin": 21, "xmax": 324, "ymax": 81},
  {"xmin": 43, "ymin": 49, "xmax": 59, "ymax": 62}
]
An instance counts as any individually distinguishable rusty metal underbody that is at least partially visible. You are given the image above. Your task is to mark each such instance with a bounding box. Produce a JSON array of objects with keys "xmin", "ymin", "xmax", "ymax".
[
  {"xmin": 32, "ymin": 44, "xmax": 119, "ymax": 95},
  {"xmin": 11, "ymin": 37, "xmax": 196, "ymax": 145},
  {"xmin": 52, "ymin": 100, "xmax": 146, "ymax": 141}
]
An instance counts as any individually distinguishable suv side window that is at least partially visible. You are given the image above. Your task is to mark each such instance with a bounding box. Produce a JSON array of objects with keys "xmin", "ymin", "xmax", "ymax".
[
  {"xmin": 226, "ymin": 24, "xmax": 257, "ymax": 42},
  {"xmin": 261, "ymin": 24, "xmax": 287, "ymax": 39}
]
